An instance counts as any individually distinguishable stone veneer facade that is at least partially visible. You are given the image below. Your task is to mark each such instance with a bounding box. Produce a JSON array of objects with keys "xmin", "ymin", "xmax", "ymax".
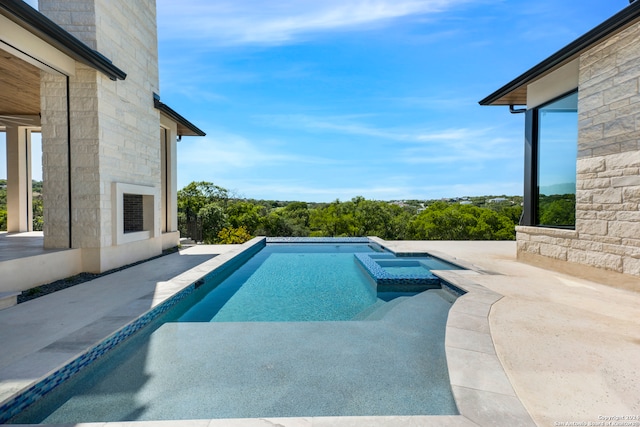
[
  {"xmin": 38, "ymin": 0, "xmax": 165, "ymax": 272},
  {"xmin": 517, "ymin": 21, "xmax": 640, "ymax": 281}
]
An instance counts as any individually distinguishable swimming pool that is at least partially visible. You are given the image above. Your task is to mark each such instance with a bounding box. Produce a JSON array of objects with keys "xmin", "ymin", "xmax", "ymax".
[
  {"xmin": 6, "ymin": 239, "xmax": 461, "ymax": 423},
  {"xmin": 178, "ymin": 243, "xmax": 381, "ymax": 322}
]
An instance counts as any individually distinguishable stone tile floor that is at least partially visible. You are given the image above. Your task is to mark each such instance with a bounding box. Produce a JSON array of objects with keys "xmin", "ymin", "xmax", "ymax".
[{"xmin": 0, "ymin": 232, "xmax": 65, "ymax": 263}]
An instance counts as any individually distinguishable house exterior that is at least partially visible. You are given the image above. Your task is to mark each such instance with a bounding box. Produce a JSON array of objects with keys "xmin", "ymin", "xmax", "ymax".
[
  {"xmin": 481, "ymin": 1, "xmax": 640, "ymax": 284},
  {"xmin": 0, "ymin": 0, "xmax": 204, "ymax": 292}
]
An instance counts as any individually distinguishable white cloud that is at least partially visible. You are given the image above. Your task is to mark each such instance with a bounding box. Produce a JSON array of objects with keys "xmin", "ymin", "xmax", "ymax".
[
  {"xmin": 232, "ymin": 180, "xmax": 410, "ymax": 200},
  {"xmin": 384, "ymin": 95, "xmax": 477, "ymax": 110},
  {"xmin": 260, "ymin": 113, "xmax": 519, "ymax": 151},
  {"xmin": 177, "ymin": 131, "xmax": 337, "ymax": 172},
  {"xmin": 260, "ymin": 114, "xmax": 403, "ymax": 140},
  {"xmin": 156, "ymin": 0, "xmax": 472, "ymax": 46},
  {"xmin": 414, "ymin": 131, "xmax": 519, "ymax": 165},
  {"xmin": 255, "ymin": 113, "xmax": 522, "ymax": 168},
  {"xmin": 259, "ymin": 113, "xmax": 497, "ymax": 144}
]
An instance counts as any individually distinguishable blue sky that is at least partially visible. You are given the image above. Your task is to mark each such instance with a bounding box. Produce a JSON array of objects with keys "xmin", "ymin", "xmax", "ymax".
[{"xmin": 2, "ymin": 0, "xmax": 628, "ymax": 201}]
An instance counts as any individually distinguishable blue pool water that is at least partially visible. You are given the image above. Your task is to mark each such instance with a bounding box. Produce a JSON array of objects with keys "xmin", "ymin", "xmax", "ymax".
[
  {"xmin": 7, "ymin": 242, "xmax": 459, "ymax": 424},
  {"xmin": 178, "ymin": 244, "xmax": 379, "ymax": 322},
  {"xmin": 376, "ymin": 257, "xmax": 461, "ymax": 276}
]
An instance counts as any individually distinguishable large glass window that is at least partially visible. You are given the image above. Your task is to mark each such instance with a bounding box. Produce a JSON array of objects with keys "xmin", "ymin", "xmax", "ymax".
[{"xmin": 536, "ymin": 91, "xmax": 577, "ymax": 228}]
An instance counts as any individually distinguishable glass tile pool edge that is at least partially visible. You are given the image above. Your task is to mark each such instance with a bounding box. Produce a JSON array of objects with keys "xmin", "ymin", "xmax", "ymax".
[{"xmin": 0, "ymin": 238, "xmax": 267, "ymax": 423}]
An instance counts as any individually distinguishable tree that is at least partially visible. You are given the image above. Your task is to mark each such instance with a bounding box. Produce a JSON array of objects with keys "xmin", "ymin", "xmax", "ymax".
[
  {"xmin": 0, "ymin": 180, "xmax": 43, "ymax": 231},
  {"xmin": 351, "ymin": 198, "xmax": 413, "ymax": 239},
  {"xmin": 197, "ymin": 203, "xmax": 227, "ymax": 243},
  {"xmin": 176, "ymin": 181, "xmax": 520, "ymax": 242},
  {"xmin": 309, "ymin": 199, "xmax": 357, "ymax": 236},
  {"xmin": 499, "ymin": 205, "xmax": 523, "ymax": 225},
  {"xmin": 408, "ymin": 202, "xmax": 516, "ymax": 240},
  {"xmin": 353, "ymin": 198, "xmax": 387, "ymax": 236},
  {"xmin": 280, "ymin": 202, "xmax": 311, "ymax": 236},
  {"xmin": 226, "ymin": 201, "xmax": 263, "ymax": 235},
  {"xmin": 32, "ymin": 182, "xmax": 44, "ymax": 231},
  {"xmin": 32, "ymin": 193, "xmax": 43, "ymax": 231},
  {"xmin": 386, "ymin": 205, "xmax": 413, "ymax": 240},
  {"xmin": 178, "ymin": 181, "xmax": 230, "ymax": 241},
  {"xmin": 217, "ymin": 226, "xmax": 252, "ymax": 244},
  {"xmin": 258, "ymin": 208, "xmax": 309, "ymax": 237}
]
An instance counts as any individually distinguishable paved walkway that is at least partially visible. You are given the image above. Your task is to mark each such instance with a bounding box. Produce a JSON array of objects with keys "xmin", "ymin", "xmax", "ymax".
[
  {"xmin": 0, "ymin": 243, "xmax": 240, "ymax": 401},
  {"xmin": 0, "ymin": 239, "xmax": 638, "ymax": 426}
]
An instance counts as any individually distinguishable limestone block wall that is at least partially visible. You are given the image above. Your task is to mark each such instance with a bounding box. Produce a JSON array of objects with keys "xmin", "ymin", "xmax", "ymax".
[
  {"xmin": 69, "ymin": 64, "xmax": 101, "ymax": 249},
  {"xmin": 38, "ymin": 1, "xmax": 97, "ymax": 49},
  {"xmin": 518, "ymin": 21, "xmax": 640, "ymax": 279},
  {"xmin": 92, "ymin": 0, "xmax": 161, "ymax": 248},
  {"xmin": 39, "ymin": 0, "xmax": 164, "ymax": 270},
  {"xmin": 40, "ymin": 72, "xmax": 70, "ymax": 249}
]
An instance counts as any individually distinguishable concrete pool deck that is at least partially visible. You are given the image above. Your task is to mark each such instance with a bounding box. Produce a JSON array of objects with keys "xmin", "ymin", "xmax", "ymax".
[{"xmin": 0, "ymin": 238, "xmax": 638, "ymax": 426}]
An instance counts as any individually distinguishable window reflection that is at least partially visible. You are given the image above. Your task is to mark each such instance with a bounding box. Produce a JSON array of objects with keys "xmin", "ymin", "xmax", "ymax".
[{"xmin": 537, "ymin": 92, "xmax": 577, "ymax": 227}]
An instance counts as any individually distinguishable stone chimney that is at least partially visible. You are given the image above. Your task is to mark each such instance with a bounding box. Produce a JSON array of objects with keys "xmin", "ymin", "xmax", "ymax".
[{"xmin": 36, "ymin": 0, "xmax": 163, "ymax": 270}]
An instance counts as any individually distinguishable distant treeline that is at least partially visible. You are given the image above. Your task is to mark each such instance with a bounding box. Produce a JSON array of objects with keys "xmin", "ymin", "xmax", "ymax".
[
  {"xmin": 178, "ymin": 181, "xmax": 524, "ymax": 244},
  {"xmin": 0, "ymin": 179, "xmax": 43, "ymax": 231},
  {"xmin": 0, "ymin": 180, "xmax": 526, "ymax": 241}
]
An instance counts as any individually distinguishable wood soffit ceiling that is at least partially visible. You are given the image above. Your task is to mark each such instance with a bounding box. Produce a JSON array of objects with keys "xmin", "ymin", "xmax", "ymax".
[
  {"xmin": 0, "ymin": 49, "xmax": 41, "ymax": 116},
  {"xmin": 490, "ymin": 89, "xmax": 528, "ymax": 106}
]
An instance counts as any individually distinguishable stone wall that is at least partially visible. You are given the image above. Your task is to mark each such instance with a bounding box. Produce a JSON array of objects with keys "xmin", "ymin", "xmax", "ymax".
[
  {"xmin": 40, "ymin": 73, "xmax": 70, "ymax": 249},
  {"xmin": 92, "ymin": 0, "xmax": 160, "ymax": 249},
  {"xmin": 69, "ymin": 64, "xmax": 102, "ymax": 249},
  {"xmin": 39, "ymin": 0, "xmax": 163, "ymax": 270},
  {"xmin": 518, "ymin": 21, "xmax": 640, "ymax": 279},
  {"xmin": 38, "ymin": 0, "xmax": 97, "ymax": 49}
]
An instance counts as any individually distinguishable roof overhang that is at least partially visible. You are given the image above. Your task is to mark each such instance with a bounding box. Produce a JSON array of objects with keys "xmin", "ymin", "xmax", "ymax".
[
  {"xmin": 0, "ymin": 49, "xmax": 42, "ymax": 116},
  {"xmin": 0, "ymin": 13, "xmax": 75, "ymax": 76},
  {"xmin": 0, "ymin": 0, "xmax": 126, "ymax": 81},
  {"xmin": 480, "ymin": 1, "xmax": 640, "ymax": 106},
  {"xmin": 154, "ymin": 94, "xmax": 206, "ymax": 137}
]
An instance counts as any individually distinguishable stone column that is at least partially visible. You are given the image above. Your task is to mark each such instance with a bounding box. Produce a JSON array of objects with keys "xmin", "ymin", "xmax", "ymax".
[
  {"xmin": 41, "ymin": 72, "xmax": 70, "ymax": 249},
  {"xmin": 40, "ymin": 0, "xmax": 164, "ymax": 269},
  {"xmin": 5, "ymin": 126, "xmax": 32, "ymax": 232}
]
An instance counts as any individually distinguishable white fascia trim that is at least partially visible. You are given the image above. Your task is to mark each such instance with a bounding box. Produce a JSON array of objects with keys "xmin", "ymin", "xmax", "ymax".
[{"xmin": 0, "ymin": 13, "xmax": 75, "ymax": 76}]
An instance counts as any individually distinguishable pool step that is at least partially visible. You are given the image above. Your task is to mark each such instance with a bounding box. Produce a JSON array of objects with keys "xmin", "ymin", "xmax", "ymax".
[
  {"xmin": 351, "ymin": 299, "xmax": 386, "ymax": 320},
  {"xmin": 353, "ymin": 297, "xmax": 410, "ymax": 321}
]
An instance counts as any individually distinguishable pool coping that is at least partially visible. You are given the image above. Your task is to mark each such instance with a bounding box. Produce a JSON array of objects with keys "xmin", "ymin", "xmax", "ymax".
[
  {"xmin": 0, "ymin": 238, "xmax": 268, "ymax": 422},
  {"xmin": 1, "ymin": 237, "xmax": 536, "ymax": 426}
]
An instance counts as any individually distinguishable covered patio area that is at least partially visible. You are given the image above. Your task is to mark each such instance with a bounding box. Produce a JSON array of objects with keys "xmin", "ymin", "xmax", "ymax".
[
  {"xmin": 0, "ymin": 232, "xmax": 56, "ymax": 262},
  {"xmin": 0, "ymin": 232, "xmax": 80, "ymax": 308},
  {"xmin": 1, "ymin": 1, "xmax": 205, "ymax": 298}
]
